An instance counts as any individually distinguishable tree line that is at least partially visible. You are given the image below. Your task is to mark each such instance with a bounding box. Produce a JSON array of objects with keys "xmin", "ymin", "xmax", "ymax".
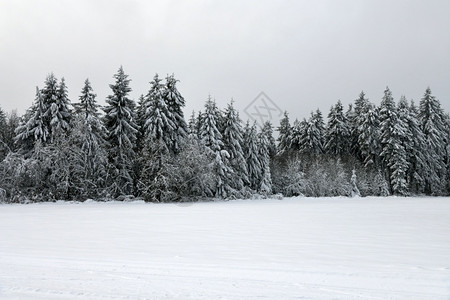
[{"xmin": 0, "ymin": 67, "xmax": 449, "ymax": 202}]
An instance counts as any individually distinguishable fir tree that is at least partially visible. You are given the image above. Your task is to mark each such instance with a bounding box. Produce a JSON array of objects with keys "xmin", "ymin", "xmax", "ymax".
[
  {"xmin": 143, "ymin": 74, "xmax": 175, "ymax": 154},
  {"xmin": 418, "ymin": 87, "xmax": 447, "ymax": 194},
  {"xmin": 43, "ymin": 74, "xmax": 72, "ymax": 141},
  {"xmin": 103, "ymin": 66, "xmax": 138, "ymax": 196},
  {"xmin": 244, "ymin": 122, "xmax": 261, "ymax": 191},
  {"xmin": 261, "ymin": 121, "xmax": 277, "ymax": 158},
  {"xmin": 358, "ymin": 103, "xmax": 381, "ymax": 168},
  {"xmin": 15, "ymin": 87, "xmax": 49, "ymax": 151},
  {"xmin": 379, "ymin": 87, "xmax": 409, "ymax": 195},
  {"xmin": 200, "ymin": 97, "xmax": 234, "ymax": 198},
  {"xmin": 222, "ymin": 100, "xmax": 249, "ymax": 190},
  {"xmin": 276, "ymin": 111, "xmax": 291, "ymax": 154},
  {"xmin": 0, "ymin": 107, "xmax": 8, "ymax": 160},
  {"xmin": 163, "ymin": 74, "xmax": 187, "ymax": 154},
  {"xmin": 349, "ymin": 91, "xmax": 370, "ymax": 159},
  {"xmin": 258, "ymin": 130, "xmax": 272, "ymax": 194},
  {"xmin": 73, "ymin": 79, "xmax": 108, "ymax": 197},
  {"xmin": 325, "ymin": 100, "xmax": 350, "ymax": 155},
  {"xmin": 398, "ymin": 98, "xmax": 426, "ymax": 194}
]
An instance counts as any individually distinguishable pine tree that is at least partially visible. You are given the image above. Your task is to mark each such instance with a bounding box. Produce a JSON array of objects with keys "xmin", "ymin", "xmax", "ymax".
[
  {"xmin": 222, "ymin": 100, "xmax": 249, "ymax": 190},
  {"xmin": 289, "ymin": 118, "xmax": 305, "ymax": 151},
  {"xmin": 73, "ymin": 79, "xmax": 108, "ymax": 198},
  {"xmin": 261, "ymin": 121, "xmax": 277, "ymax": 158},
  {"xmin": 42, "ymin": 74, "xmax": 72, "ymax": 141},
  {"xmin": 163, "ymin": 74, "xmax": 187, "ymax": 154},
  {"xmin": 258, "ymin": 130, "xmax": 272, "ymax": 194},
  {"xmin": 398, "ymin": 98, "xmax": 426, "ymax": 194},
  {"xmin": 15, "ymin": 87, "xmax": 49, "ymax": 151},
  {"xmin": 0, "ymin": 107, "xmax": 8, "ymax": 160},
  {"xmin": 200, "ymin": 97, "xmax": 234, "ymax": 198},
  {"xmin": 418, "ymin": 87, "xmax": 447, "ymax": 194},
  {"xmin": 349, "ymin": 92, "xmax": 370, "ymax": 159},
  {"xmin": 325, "ymin": 100, "xmax": 350, "ymax": 155},
  {"xmin": 142, "ymin": 74, "xmax": 175, "ymax": 153},
  {"xmin": 276, "ymin": 111, "xmax": 291, "ymax": 154},
  {"xmin": 187, "ymin": 110, "xmax": 197, "ymax": 137},
  {"xmin": 103, "ymin": 66, "xmax": 138, "ymax": 196},
  {"xmin": 244, "ymin": 122, "xmax": 262, "ymax": 191},
  {"xmin": 379, "ymin": 87, "xmax": 408, "ymax": 195},
  {"xmin": 358, "ymin": 103, "xmax": 381, "ymax": 168},
  {"xmin": 299, "ymin": 112, "xmax": 323, "ymax": 154}
]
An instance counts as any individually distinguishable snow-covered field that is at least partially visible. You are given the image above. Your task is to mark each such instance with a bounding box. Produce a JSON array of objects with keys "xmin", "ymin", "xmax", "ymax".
[{"xmin": 0, "ymin": 197, "xmax": 449, "ymax": 299}]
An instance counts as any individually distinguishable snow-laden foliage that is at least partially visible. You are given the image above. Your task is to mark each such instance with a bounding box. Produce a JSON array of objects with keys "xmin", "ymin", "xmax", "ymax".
[
  {"xmin": 3, "ymin": 72, "xmax": 450, "ymax": 202},
  {"xmin": 163, "ymin": 74, "xmax": 188, "ymax": 154},
  {"xmin": 200, "ymin": 97, "xmax": 235, "ymax": 198},
  {"xmin": 244, "ymin": 122, "xmax": 261, "ymax": 191},
  {"xmin": 379, "ymin": 87, "xmax": 409, "ymax": 195},
  {"xmin": 418, "ymin": 87, "xmax": 447, "ymax": 194},
  {"xmin": 222, "ymin": 101, "xmax": 249, "ymax": 191},
  {"xmin": 276, "ymin": 111, "xmax": 291, "ymax": 155},
  {"xmin": 103, "ymin": 66, "xmax": 138, "ymax": 196},
  {"xmin": 72, "ymin": 79, "xmax": 109, "ymax": 198},
  {"xmin": 325, "ymin": 100, "xmax": 350, "ymax": 155}
]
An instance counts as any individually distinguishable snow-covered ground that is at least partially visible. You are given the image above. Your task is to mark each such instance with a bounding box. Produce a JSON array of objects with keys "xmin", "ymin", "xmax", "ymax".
[{"xmin": 0, "ymin": 197, "xmax": 449, "ymax": 299}]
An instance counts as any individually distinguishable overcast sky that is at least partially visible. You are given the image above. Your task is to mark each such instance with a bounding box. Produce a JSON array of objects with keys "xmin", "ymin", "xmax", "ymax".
[{"xmin": 1, "ymin": 0, "xmax": 449, "ymax": 126}]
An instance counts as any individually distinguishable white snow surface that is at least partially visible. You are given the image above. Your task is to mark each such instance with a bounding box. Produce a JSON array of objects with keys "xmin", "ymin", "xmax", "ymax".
[{"xmin": 1, "ymin": 197, "xmax": 449, "ymax": 299}]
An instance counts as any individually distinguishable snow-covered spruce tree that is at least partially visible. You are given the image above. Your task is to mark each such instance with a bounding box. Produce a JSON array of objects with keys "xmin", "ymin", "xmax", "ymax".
[
  {"xmin": 103, "ymin": 66, "xmax": 138, "ymax": 197},
  {"xmin": 187, "ymin": 110, "xmax": 197, "ymax": 137},
  {"xmin": 379, "ymin": 87, "xmax": 409, "ymax": 195},
  {"xmin": 418, "ymin": 87, "xmax": 447, "ymax": 195},
  {"xmin": 349, "ymin": 91, "xmax": 370, "ymax": 159},
  {"xmin": 42, "ymin": 75, "xmax": 72, "ymax": 142},
  {"xmin": 358, "ymin": 102, "xmax": 381, "ymax": 169},
  {"xmin": 73, "ymin": 79, "xmax": 109, "ymax": 198},
  {"xmin": 0, "ymin": 107, "xmax": 9, "ymax": 160},
  {"xmin": 290, "ymin": 118, "xmax": 306, "ymax": 152},
  {"xmin": 142, "ymin": 74, "xmax": 175, "ymax": 153},
  {"xmin": 163, "ymin": 74, "xmax": 187, "ymax": 154},
  {"xmin": 222, "ymin": 100, "xmax": 249, "ymax": 191},
  {"xmin": 398, "ymin": 98, "xmax": 426, "ymax": 194},
  {"xmin": 15, "ymin": 87, "xmax": 49, "ymax": 155},
  {"xmin": 299, "ymin": 111, "xmax": 324, "ymax": 155},
  {"xmin": 244, "ymin": 122, "xmax": 262, "ymax": 191},
  {"xmin": 138, "ymin": 74, "xmax": 176, "ymax": 201},
  {"xmin": 261, "ymin": 121, "xmax": 277, "ymax": 159},
  {"xmin": 325, "ymin": 100, "xmax": 350, "ymax": 156},
  {"xmin": 200, "ymin": 97, "xmax": 234, "ymax": 198},
  {"xmin": 257, "ymin": 130, "xmax": 272, "ymax": 195},
  {"xmin": 276, "ymin": 111, "xmax": 291, "ymax": 155}
]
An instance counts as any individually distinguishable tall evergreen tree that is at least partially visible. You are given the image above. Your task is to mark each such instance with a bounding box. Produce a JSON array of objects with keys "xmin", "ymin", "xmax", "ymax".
[
  {"xmin": 103, "ymin": 66, "xmax": 138, "ymax": 196},
  {"xmin": 358, "ymin": 103, "xmax": 381, "ymax": 168},
  {"xmin": 222, "ymin": 100, "xmax": 249, "ymax": 190},
  {"xmin": 163, "ymin": 74, "xmax": 187, "ymax": 154},
  {"xmin": 0, "ymin": 107, "xmax": 8, "ymax": 160},
  {"xmin": 142, "ymin": 74, "xmax": 175, "ymax": 153},
  {"xmin": 261, "ymin": 121, "xmax": 277, "ymax": 158},
  {"xmin": 349, "ymin": 91, "xmax": 370, "ymax": 159},
  {"xmin": 299, "ymin": 112, "xmax": 324, "ymax": 154},
  {"xmin": 42, "ymin": 74, "xmax": 72, "ymax": 141},
  {"xmin": 325, "ymin": 100, "xmax": 350, "ymax": 155},
  {"xmin": 15, "ymin": 87, "xmax": 49, "ymax": 151},
  {"xmin": 258, "ymin": 130, "xmax": 272, "ymax": 194},
  {"xmin": 276, "ymin": 111, "xmax": 291, "ymax": 154},
  {"xmin": 379, "ymin": 87, "xmax": 408, "ymax": 195},
  {"xmin": 418, "ymin": 87, "xmax": 447, "ymax": 194},
  {"xmin": 73, "ymin": 79, "xmax": 108, "ymax": 197},
  {"xmin": 200, "ymin": 97, "xmax": 234, "ymax": 198},
  {"xmin": 244, "ymin": 122, "xmax": 262, "ymax": 191}
]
